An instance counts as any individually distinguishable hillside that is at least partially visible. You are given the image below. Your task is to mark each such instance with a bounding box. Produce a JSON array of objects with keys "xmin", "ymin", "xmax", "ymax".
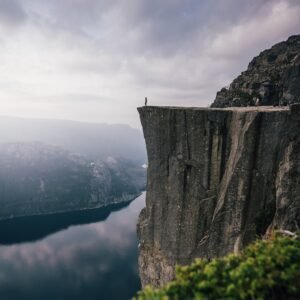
[
  {"xmin": 212, "ymin": 35, "xmax": 300, "ymax": 107},
  {"xmin": 0, "ymin": 142, "xmax": 146, "ymax": 220}
]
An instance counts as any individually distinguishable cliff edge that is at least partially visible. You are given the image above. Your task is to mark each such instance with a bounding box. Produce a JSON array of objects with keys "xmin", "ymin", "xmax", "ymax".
[{"xmin": 137, "ymin": 105, "xmax": 300, "ymax": 287}]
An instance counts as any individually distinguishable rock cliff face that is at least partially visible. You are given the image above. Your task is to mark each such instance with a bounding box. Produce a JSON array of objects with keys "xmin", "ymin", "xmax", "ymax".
[
  {"xmin": 212, "ymin": 35, "xmax": 300, "ymax": 107},
  {"xmin": 137, "ymin": 105, "xmax": 300, "ymax": 287}
]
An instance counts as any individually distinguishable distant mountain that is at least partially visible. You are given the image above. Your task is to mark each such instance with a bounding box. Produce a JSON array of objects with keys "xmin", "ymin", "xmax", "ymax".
[
  {"xmin": 212, "ymin": 35, "xmax": 300, "ymax": 107},
  {"xmin": 0, "ymin": 116, "xmax": 147, "ymax": 164},
  {"xmin": 0, "ymin": 142, "xmax": 146, "ymax": 220}
]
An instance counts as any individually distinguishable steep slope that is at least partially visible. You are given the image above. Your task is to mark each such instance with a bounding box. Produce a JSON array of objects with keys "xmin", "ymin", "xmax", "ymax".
[
  {"xmin": 0, "ymin": 142, "xmax": 146, "ymax": 220},
  {"xmin": 137, "ymin": 105, "xmax": 300, "ymax": 287},
  {"xmin": 212, "ymin": 35, "xmax": 300, "ymax": 107}
]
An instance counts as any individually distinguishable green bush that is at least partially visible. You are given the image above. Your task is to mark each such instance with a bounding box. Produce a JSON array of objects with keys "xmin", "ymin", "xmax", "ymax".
[{"xmin": 136, "ymin": 233, "xmax": 300, "ymax": 300}]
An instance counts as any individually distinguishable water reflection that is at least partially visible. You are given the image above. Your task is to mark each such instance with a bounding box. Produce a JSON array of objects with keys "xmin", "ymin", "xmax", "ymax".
[
  {"xmin": 0, "ymin": 192, "xmax": 145, "ymax": 300},
  {"xmin": 0, "ymin": 201, "xmax": 131, "ymax": 245}
]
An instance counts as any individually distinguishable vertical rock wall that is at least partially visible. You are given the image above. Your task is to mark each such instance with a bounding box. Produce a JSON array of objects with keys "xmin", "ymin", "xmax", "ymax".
[{"xmin": 137, "ymin": 105, "xmax": 300, "ymax": 287}]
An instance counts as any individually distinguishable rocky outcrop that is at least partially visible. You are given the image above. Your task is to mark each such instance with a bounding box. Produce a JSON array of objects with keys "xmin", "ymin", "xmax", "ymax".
[
  {"xmin": 137, "ymin": 105, "xmax": 300, "ymax": 287},
  {"xmin": 212, "ymin": 35, "xmax": 300, "ymax": 107},
  {"xmin": 0, "ymin": 142, "xmax": 146, "ymax": 220}
]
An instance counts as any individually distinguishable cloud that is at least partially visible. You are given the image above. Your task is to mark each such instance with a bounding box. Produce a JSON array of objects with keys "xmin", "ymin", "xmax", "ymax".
[
  {"xmin": 0, "ymin": 0, "xmax": 298, "ymax": 127},
  {"xmin": 0, "ymin": 0, "xmax": 27, "ymax": 27}
]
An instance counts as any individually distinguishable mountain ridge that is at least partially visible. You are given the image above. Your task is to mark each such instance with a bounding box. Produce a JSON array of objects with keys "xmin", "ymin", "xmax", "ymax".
[
  {"xmin": 0, "ymin": 141, "xmax": 146, "ymax": 220},
  {"xmin": 212, "ymin": 35, "xmax": 300, "ymax": 107},
  {"xmin": 0, "ymin": 116, "xmax": 146, "ymax": 164}
]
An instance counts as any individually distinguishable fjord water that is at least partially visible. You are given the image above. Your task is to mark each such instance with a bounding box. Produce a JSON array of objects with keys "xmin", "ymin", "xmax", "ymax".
[{"xmin": 0, "ymin": 192, "xmax": 145, "ymax": 300}]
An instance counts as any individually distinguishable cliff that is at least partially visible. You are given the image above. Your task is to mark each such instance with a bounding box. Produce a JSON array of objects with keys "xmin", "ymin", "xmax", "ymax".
[
  {"xmin": 137, "ymin": 104, "xmax": 300, "ymax": 287},
  {"xmin": 212, "ymin": 35, "xmax": 300, "ymax": 107}
]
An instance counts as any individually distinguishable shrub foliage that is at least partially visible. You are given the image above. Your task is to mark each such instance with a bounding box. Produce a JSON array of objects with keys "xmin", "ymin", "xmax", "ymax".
[{"xmin": 136, "ymin": 233, "xmax": 300, "ymax": 300}]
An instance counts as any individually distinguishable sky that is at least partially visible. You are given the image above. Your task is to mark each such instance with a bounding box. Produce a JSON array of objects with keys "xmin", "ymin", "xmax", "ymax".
[{"xmin": 0, "ymin": 0, "xmax": 299, "ymax": 128}]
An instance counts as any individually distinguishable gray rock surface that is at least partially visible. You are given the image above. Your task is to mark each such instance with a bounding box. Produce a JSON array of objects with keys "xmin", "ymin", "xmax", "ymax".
[
  {"xmin": 137, "ymin": 105, "xmax": 300, "ymax": 287},
  {"xmin": 212, "ymin": 35, "xmax": 300, "ymax": 107}
]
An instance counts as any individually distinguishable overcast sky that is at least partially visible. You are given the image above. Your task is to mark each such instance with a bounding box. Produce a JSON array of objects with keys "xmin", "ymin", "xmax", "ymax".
[{"xmin": 0, "ymin": 0, "xmax": 299, "ymax": 127}]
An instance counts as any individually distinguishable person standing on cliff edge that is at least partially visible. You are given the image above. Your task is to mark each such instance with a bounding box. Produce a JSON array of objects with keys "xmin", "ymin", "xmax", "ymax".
[{"xmin": 145, "ymin": 97, "xmax": 147, "ymax": 106}]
